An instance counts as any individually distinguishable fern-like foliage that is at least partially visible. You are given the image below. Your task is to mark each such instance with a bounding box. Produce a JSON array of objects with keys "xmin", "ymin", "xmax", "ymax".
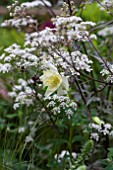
[{"xmin": 69, "ymin": 140, "xmax": 94, "ymax": 170}]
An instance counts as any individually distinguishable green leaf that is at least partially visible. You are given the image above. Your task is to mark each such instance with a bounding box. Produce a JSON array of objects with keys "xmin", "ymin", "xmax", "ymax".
[
  {"xmin": 72, "ymin": 135, "xmax": 83, "ymax": 143},
  {"xmin": 76, "ymin": 165, "xmax": 86, "ymax": 170},
  {"xmin": 0, "ymin": 28, "xmax": 24, "ymax": 48},
  {"xmin": 105, "ymin": 165, "xmax": 113, "ymax": 170},
  {"xmin": 5, "ymin": 113, "xmax": 18, "ymax": 119},
  {"xmin": 92, "ymin": 116, "xmax": 103, "ymax": 125}
]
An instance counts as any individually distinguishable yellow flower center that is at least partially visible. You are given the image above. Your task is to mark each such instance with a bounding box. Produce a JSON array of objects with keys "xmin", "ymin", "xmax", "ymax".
[{"xmin": 46, "ymin": 75, "xmax": 61, "ymax": 88}]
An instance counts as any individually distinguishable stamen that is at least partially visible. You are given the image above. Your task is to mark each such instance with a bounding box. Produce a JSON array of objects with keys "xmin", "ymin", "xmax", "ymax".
[{"xmin": 46, "ymin": 75, "xmax": 60, "ymax": 88}]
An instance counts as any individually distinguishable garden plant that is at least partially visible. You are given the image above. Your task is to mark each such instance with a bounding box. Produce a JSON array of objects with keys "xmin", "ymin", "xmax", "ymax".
[{"xmin": 0, "ymin": 0, "xmax": 113, "ymax": 169}]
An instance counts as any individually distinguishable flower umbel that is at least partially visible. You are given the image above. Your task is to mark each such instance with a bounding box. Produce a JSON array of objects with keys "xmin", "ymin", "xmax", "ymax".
[{"xmin": 40, "ymin": 62, "xmax": 69, "ymax": 97}]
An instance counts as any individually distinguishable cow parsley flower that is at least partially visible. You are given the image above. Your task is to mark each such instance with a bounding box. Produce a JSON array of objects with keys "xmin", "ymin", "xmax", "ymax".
[
  {"xmin": 54, "ymin": 150, "xmax": 77, "ymax": 163},
  {"xmin": 25, "ymin": 135, "xmax": 33, "ymax": 143},
  {"xmin": 40, "ymin": 62, "xmax": 69, "ymax": 97},
  {"xmin": 101, "ymin": 0, "xmax": 113, "ymax": 9},
  {"xmin": 98, "ymin": 26, "xmax": 113, "ymax": 37},
  {"xmin": 21, "ymin": 0, "xmax": 52, "ymax": 8},
  {"xmin": 18, "ymin": 127, "xmax": 25, "ymax": 133},
  {"xmin": 90, "ymin": 133, "xmax": 99, "ymax": 142},
  {"xmin": 100, "ymin": 64, "xmax": 113, "ymax": 83}
]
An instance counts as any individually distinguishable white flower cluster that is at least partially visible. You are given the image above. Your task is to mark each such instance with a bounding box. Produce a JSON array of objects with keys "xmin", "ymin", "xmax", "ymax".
[
  {"xmin": 8, "ymin": 78, "xmax": 35, "ymax": 110},
  {"xmin": 25, "ymin": 126, "xmax": 36, "ymax": 143},
  {"xmin": 25, "ymin": 28, "xmax": 57, "ymax": 48},
  {"xmin": 101, "ymin": 0, "xmax": 113, "ymax": 9},
  {"xmin": 1, "ymin": 0, "xmax": 37, "ymax": 30},
  {"xmin": 1, "ymin": 17, "xmax": 37, "ymax": 29},
  {"xmin": 21, "ymin": 0, "xmax": 52, "ymax": 8},
  {"xmin": 52, "ymin": 16, "xmax": 96, "ymax": 42},
  {"xmin": 90, "ymin": 122, "xmax": 113, "ymax": 141},
  {"xmin": 7, "ymin": 0, "xmax": 23, "ymax": 17},
  {"xmin": 0, "ymin": 44, "xmax": 39, "ymax": 72},
  {"xmin": 24, "ymin": 16, "xmax": 96, "ymax": 49},
  {"xmin": 0, "ymin": 63, "xmax": 11, "ymax": 73},
  {"xmin": 18, "ymin": 120, "xmax": 36, "ymax": 143},
  {"xmin": 53, "ymin": 16, "xmax": 82, "ymax": 27},
  {"xmin": 47, "ymin": 50, "xmax": 93, "ymax": 75},
  {"xmin": 100, "ymin": 64, "xmax": 113, "ymax": 83},
  {"xmin": 98, "ymin": 26, "xmax": 113, "ymax": 37},
  {"xmin": 90, "ymin": 133, "xmax": 99, "ymax": 142},
  {"xmin": 25, "ymin": 135, "xmax": 33, "ymax": 143},
  {"xmin": 44, "ymin": 94, "xmax": 77, "ymax": 119},
  {"xmin": 54, "ymin": 150, "xmax": 77, "ymax": 163},
  {"xmin": 18, "ymin": 126, "xmax": 25, "ymax": 133}
]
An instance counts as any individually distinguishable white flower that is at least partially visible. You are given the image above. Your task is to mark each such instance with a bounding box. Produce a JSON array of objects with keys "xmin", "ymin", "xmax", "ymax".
[
  {"xmin": 25, "ymin": 135, "xmax": 33, "ymax": 143},
  {"xmin": 40, "ymin": 62, "xmax": 69, "ymax": 97},
  {"xmin": 21, "ymin": 0, "xmax": 52, "ymax": 8},
  {"xmin": 101, "ymin": 0, "xmax": 113, "ymax": 9},
  {"xmin": 90, "ymin": 133, "xmax": 99, "ymax": 141},
  {"xmin": 18, "ymin": 127, "xmax": 25, "ymax": 133},
  {"xmin": 13, "ymin": 103, "xmax": 20, "ymax": 110},
  {"xmin": 104, "ymin": 123, "xmax": 111, "ymax": 130},
  {"xmin": 54, "ymin": 150, "xmax": 77, "ymax": 163},
  {"xmin": 100, "ymin": 69, "xmax": 109, "ymax": 76},
  {"xmin": 8, "ymin": 91, "xmax": 17, "ymax": 98}
]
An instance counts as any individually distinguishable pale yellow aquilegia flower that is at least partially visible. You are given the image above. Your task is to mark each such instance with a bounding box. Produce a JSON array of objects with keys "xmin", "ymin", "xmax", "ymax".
[{"xmin": 40, "ymin": 62, "xmax": 69, "ymax": 97}]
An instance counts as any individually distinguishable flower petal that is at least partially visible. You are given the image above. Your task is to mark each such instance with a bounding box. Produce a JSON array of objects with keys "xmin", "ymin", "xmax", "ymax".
[
  {"xmin": 62, "ymin": 76, "xmax": 69, "ymax": 91},
  {"xmin": 57, "ymin": 85, "xmax": 67, "ymax": 96},
  {"xmin": 44, "ymin": 61, "xmax": 58, "ymax": 72},
  {"xmin": 40, "ymin": 70, "xmax": 55, "ymax": 85},
  {"xmin": 57, "ymin": 76, "xmax": 69, "ymax": 96},
  {"xmin": 45, "ymin": 86, "xmax": 58, "ymax": 97}
]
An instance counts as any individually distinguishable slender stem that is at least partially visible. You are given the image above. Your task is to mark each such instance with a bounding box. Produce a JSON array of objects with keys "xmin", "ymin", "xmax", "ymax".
[
  {"xmin": 81, "ymin": 42, "xmax": 97, "ymax": 91},
  {"xmin": 66, "ymin": 0, "xmax": 73, "ymax": 15},
  {"xmin": 69, "ymin": 118, "xmax": 73, "ymax": 161},
  {"xmin": 87, "ymin": 35, "xmax": 112, "ymax": 74},
  {"xmin": 90, "ymin": 20, "xmax": 113, "ymax": 33},
  {"xmin": 104, "ymin": 134, "xmax": 109, "ymax": 158},
  {"xmin": 35, "ymin": 94, "xmax": 60, "ymax": 135},
  {"xmin": 41, "ymin": 0, "xmax": 56, "ymax": 17},
  {"xmin": 74, "ymin": 77, "xmax": 92, "ymax": 122},
  {"xmin": 89, "ymin": 83, "xmax": 108, "ymax": 98},
  {"xmin": 106, "ymin": 86, "xmax": 111, "ymax": 101}
]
